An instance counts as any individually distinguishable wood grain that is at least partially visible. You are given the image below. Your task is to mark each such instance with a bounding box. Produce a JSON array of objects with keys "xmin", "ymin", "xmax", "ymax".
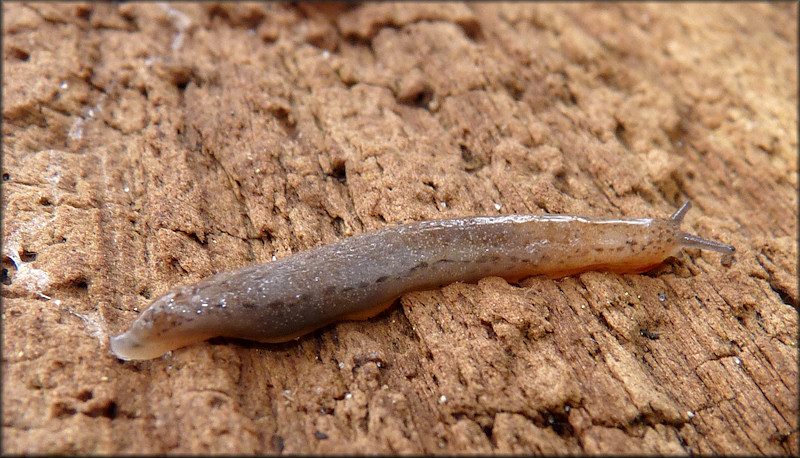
[{"xmin": 2, "ymin": 2, "xmax": 797, "ymax": 454}]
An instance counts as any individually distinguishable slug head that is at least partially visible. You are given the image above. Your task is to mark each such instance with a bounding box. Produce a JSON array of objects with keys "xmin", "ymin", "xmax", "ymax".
[{"xmin": 577, "ymin": 201, "xmax": 734, "ymax": 276}]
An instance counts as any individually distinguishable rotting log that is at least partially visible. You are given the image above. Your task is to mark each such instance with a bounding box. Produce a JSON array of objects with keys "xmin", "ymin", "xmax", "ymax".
[{"xmin": 2, "ymin": 3, "xmax": 797, "ymax": 454}]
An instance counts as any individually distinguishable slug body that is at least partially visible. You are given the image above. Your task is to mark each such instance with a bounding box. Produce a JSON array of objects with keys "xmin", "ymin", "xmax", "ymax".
[{"xmin": 110, "ymin": 201, "xmax": 733, "ymax": 360}]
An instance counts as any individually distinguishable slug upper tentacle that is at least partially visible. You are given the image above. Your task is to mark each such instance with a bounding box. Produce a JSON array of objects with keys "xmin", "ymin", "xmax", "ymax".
[
  {"xmin": 110, "ymin": 201, "xmax": 734, "ymax": 361},
  {"xmin": 670, "ymin": 201, "xmax": 735, "ymax": 255}
]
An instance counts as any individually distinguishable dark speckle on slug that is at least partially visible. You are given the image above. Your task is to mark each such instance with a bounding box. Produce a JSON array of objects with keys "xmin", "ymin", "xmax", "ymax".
[{"xmin": 109, "ymin": 201, "xmax": 734, "ymax": 360}]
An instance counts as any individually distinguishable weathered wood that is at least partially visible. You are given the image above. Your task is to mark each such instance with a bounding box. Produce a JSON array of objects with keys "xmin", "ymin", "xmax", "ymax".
[{"xmin": 2, "ymin": 2, "xmax": 797, "ymax": 454}]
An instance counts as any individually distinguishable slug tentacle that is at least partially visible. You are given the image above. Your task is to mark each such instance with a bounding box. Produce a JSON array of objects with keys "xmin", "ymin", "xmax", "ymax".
[
  {"xmin": 680, "ymin": 233, "xmax": 735, "ymax": 254},
  {"xmin": 670, "ymin": 200, "xmax": 692, "ymax": 224},
  {"xmin": 669, "ymin": 200, "xmax": 735, "ymax": 255}
]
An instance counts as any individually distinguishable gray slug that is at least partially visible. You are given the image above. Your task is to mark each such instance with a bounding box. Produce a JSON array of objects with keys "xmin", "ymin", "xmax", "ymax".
[{"xmin": 110, "ymin": 201, "xmax": 733, "ymax": 360}]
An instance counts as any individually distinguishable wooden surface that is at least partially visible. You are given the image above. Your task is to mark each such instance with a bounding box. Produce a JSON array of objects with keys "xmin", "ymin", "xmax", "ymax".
[{"xmin": 2, "ymin": 2, "xmax": 797, "ymax": 454}]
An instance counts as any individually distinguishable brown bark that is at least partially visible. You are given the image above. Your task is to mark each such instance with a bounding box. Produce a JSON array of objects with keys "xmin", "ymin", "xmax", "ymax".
[{"xmin": 2, "ymin": 2, "xmax": 797, "ymax": 454}]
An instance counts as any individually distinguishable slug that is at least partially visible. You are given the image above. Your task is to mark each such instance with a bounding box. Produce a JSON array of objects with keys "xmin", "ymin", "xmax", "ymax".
[{"xmin": 110, "ymin": 201, "xmax": 734, "ymax": 360}]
